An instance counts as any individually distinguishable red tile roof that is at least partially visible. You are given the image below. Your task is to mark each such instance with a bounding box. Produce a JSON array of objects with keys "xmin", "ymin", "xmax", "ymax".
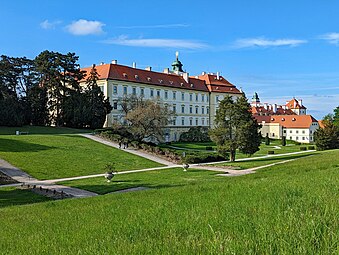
[
  {"xmin": 286, "ymin": 98, "xmax": 306, "ymax": 109},
  {"xmin": 82, "ymin": 64, "xmax": 209, "ymax": 92},
  {"xmin": 196, "ymin": 74, "xmax": 242, "ymax": 94},
  {"xmin": 255, "ymin": 115, "xmax": 318, "ymax": 128},
  {"xmin": 251, "ymin": 106, "xmax": 296, "ymax": 116}
]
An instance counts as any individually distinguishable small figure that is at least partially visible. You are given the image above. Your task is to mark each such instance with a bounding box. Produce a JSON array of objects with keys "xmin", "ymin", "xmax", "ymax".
[{"xmin": 118, "ymin": 140, "xmax": 122, "ymax": 149}]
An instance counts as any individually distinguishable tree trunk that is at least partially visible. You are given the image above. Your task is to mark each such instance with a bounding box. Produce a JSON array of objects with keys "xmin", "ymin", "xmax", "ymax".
[{"xmin": 230, "ymin": 150, "xmax": 236, "ymax": 162}]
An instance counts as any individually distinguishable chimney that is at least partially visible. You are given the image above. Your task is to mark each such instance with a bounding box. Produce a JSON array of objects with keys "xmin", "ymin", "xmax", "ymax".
[
  {"xmin": 145, "ymin": 66, "xmax": 152, "ymax": 71},
  {"xmin": 183, "ymin": 72, "xmax": 189, "ymax": 83},
  {"xmin": 299, "ymin": 99, "xmax": 303, "ymax": 106},
  {"xmin": 163, "ymin": 68, "xmax": 170, "ymax": 74},
  {"xmin": 201, "ymin": 71, "xmax": 206, "ymax": 75},
  {"xmin": 273, "ymin": 104, "xmax": 277, "ymax": 113},
  {"xmin": 264, "ymin": 103, "xmax": 268, "ymax": 110},
  {"xmin": 216, "ymin": 71, "xmax": 220, "ymax": 80},
  {"xmin": 111, "ymin": 60, "xmax": 117, "ymax": 64},
  {"xmin": 132, "ymin": 62, "xmax": 136, "ymax": 68}
]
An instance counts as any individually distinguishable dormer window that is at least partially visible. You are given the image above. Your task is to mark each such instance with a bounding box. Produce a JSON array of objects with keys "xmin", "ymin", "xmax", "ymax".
[
  {"xmin": 147, "ymin": 77, "xmax": 151, "ymax": 81},
  {"xmin": 123, "ymin": 73, "xmax": 127, "ymax": 77},
  {"xmin": 190, "ymin": 84, "xmax": 194, "ymax": 88},
  {"xmin": 292, "ymin": 118, "xmax": 296, "ymax": 121},
  {"xmin": 180, "ymin": 83, "xmax": 184, "ymax": 87},
  {"xmin": 169, "ymin": 81, "xmax": 173, "ymax": 85},
  {"xmin": 158, "ymin": 79, "xmax": 163, "ymax": 84},
  {"xmin": 281, "ymin": 118, "xmax": 285, "ymax": 121},
  {"xmin": 216, "ymin": 87, "xmax": 219, "ymax": 90},
  {"xmin": 271, "ymin": 118, "xmax": 275, "ymax": 121},
  {"xmin": 135, "ymin": 74, "xmax": 139, "ymax": 79}
]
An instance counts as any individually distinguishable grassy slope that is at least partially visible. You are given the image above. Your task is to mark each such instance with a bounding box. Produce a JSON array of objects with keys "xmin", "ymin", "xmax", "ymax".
[
  {"xmin": 0, "ymin": 187, "xmax": 50, "ymax": 208},
  {"xmin": 0, "ymin": 135, "xmax": 162, "ymax": 180},
  {"xmin": 213, "ymin": 152, "xmax": 315, "ymax": 169},
  {"xmin": 0, "ymin": 125, "xmax": 92, "ymax": 135},
  {"xmin": 0, "ymin": 150, "xmax": 338, "ymax": 254},
  {"xmin": 162, "ymin": 140, "xmax": 306, "ymax": 159}
]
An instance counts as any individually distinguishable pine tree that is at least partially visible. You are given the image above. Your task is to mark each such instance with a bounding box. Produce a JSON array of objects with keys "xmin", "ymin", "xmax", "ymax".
[{"xmin": 85, "ymin": 65, "xmax": 112, "ymax": 129}]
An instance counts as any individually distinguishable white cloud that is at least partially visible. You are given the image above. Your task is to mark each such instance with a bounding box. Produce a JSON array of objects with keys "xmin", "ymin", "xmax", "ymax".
[
  {"xmin": 319, "ymin": 33, "xmax": 339, "ymax": 45},
  {"xmin": 233, "ymin": 37, "xmax": 307, "ymax": 48},
  {"xmin": 40, "ymin": 20, "xmax": 62, "ymax": 29},
  {"xmin": 66, "ymin": 19, "xmax": 105, "ymax": 35},
  {"xmin": 116, "ymin": 24, "xmax": 189, "ymax": 29},
  {"xmin": 103, "ymin": 35, "xmax": 207, "ymax": 49}
]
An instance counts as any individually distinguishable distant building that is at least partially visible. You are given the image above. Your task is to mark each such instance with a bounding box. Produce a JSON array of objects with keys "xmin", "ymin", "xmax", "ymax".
[
  {"xmin": 251, "ymin": 92, "xmax": 318, "ymax": 143},
  {"xmin": 81, "ymin": 53, "xmax": 242, "ymax": 141}
]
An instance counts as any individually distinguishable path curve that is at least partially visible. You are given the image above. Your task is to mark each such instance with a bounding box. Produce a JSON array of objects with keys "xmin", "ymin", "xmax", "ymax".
[{"xmin": 80, "ymin": 134, "xmax": 175, "ymax": 166}]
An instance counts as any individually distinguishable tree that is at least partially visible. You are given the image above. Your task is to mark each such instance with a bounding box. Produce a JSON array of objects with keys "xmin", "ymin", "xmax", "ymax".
[
  {"xmin": 281, "ymin": 136, "xmax": 286, "ymax": 146},
  {"xmin": 85, "ymin": 64, "xmax": 112, "ymax": 129},
  {"xmin": 125, "ymin": 100, "xmax": 173, "ymax": 142},
  {"xmin": 314, "ymin": 110, "xmax": 339, "ymax": 150},
  {"xmin": 209, "ymin": 94, "xmax": 261, "ymax": 161},
  {"xmin": 118, "ymin": 94, "xmax": 146, "ymax": 116},
  {"xmin": 333, "ymin": 106, "xmax": 339, "ymax": 127}
]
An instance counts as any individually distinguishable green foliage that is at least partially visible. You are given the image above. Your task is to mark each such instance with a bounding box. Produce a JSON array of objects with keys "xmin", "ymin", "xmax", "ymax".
[
  {"xmin": 308, "ymin": 146, "xmax": 315, "ymax": 150},
  {"xmin": 183, "ymin": 152, "xmax": 227, "ymax": 164},
  {"xmin": 300, "ymin": 146, "xmax": 307, "ymax": 151},
  {"xmin": 314, "ymin": 116, "xmax": 339, "ymax": 151},
  {"xmin": 267, "ymin": 150, "xmax": 275, "ymax": 154},
  {"xmin": 179, "ymin": 126, "xmax": 211, "ymax": 142},
  {"xmin": 209, "ymin": 94, "xmax": 261, "ymax": 161}
]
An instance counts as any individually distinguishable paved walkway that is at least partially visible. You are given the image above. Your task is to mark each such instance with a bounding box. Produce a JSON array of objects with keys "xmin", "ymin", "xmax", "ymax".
[
  {"xmin": 81, "ymin": 134, "xmax": 176, "ymax": 166},
  {"xmin": 0, "ymin": 159, "xmax": 98, "ymax": 198}
]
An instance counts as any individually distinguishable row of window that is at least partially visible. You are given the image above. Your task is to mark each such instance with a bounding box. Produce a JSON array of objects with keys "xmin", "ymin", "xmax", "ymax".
[
  {"xmin": 113, "ymin": 85, "xmax": 209, "ymax": 102},
  {"xmin": 284, "ymin": 130, "xmax": 307, "ymax": 134},
  {"xmin": 172, "ymin": 117, "xmax": 209, "ymax": 126}
]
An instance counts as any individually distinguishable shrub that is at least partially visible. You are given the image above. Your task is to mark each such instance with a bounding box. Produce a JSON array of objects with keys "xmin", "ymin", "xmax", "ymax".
[
  {"xmin": 179, "ymin": 127, "xmax": 211, "ymax": 142},
  {"xmin": 281, "ymin": 136, "xmax": 286, "ymax": 146},
  {"xmin": 183, "ymin": 152, "xmax": 227, "ymax": 164},
  {"xmin": 308, "ymin": 146, "xmax": 315, "ymax": 150},
  {"xmin": 205, "ymin": 146, "xmax": 213, "ymax": 151},
  {"xmin": 267, "ymin": 151, "xmax": 275, "ymax": 155},
  {"xmin": 265, "ymin": 134, "xmax": 270, "ymax": 145},
  {"xmin": 300, "ymin": 147, "xmax": 307, "ymax": 151},
  {"xmin": 130, "ymin": 141, "xmax": 140, "ymax": 149}
]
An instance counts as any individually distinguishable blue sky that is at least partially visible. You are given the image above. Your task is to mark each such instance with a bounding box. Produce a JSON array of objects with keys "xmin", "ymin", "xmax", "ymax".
[{"xmin": 1, "ymin": 0, "xmax": 338, "ymax": 119}]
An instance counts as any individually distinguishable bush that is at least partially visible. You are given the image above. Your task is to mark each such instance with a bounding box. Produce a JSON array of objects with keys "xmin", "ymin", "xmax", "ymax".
[
  {"xmin": 267, "ymin": 151, "xmax": 275, "ymax": 155},
  {"xmin": 308, "ymin": 146, "xmax": 315, "ymax": 150},
  {"xmin": 300, "ymin": 147, "xmax": 307, "ymax": 151},
  {"xmin": 205, "ymin": 146, "xmax": 213, "ymax": 151},
  {"xmin": 179, "ymin": 127, "xmax": 211, "ymax": 142},
  {"xmin": 183, "ymin": 152, "xmax": 227, "ymax": 164},
  {"xmin": 281, "ymin": 136, "xmax": 286, "ymax": 146}
]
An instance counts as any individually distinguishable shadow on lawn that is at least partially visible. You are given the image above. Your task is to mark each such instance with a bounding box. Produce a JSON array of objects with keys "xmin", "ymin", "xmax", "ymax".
[
  {"xmin": 0, "ymin": 188, "xmax": 50, "ymax": 208},
  {"xmin": 0, "ymin": 138, "xmax": 55, "ymax": 152}
]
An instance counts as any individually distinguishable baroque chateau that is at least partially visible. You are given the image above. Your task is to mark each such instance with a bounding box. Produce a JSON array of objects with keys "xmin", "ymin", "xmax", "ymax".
[{"xmin": 81, "ymin": 53, "xmax": 319, "ymax": 143}]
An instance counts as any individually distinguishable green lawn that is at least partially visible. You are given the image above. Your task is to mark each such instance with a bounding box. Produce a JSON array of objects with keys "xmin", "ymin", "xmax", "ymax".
[
  {"xmin": 213, "ymin": 152, "xmax": 316, "ymax": 169},
  {"xmin": 0, "ymin": 125, "xmax": 92, "ymax": 135},
  {"xmin": 0, "ymin": 134, "xmax": 162, "ymax": 180},
  {"xmin": 161, "ymin": 140, "xmax": 309, "ymax": 159},
  {"xmin": 60, "ymin": 168, "xmax": 215, "ymax": 195},
  {"xmin": 0, "ymin": 187, "xmax": 50, "ymax": 208},
  {"xmin": 0, "ymin": 150, "xmax": 338, "ymax": 254}
]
